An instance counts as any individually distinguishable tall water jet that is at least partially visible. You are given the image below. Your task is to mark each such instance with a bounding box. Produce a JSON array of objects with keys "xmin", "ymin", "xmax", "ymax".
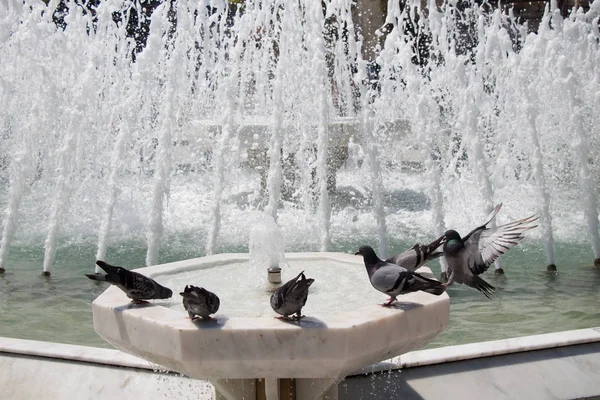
[
  {"xmin": 206, "ymin": 2, "xmax": 242, "ymax": 256},
  {"xmin": 0, "ymin": 146, "xmax": 31, "ymax": 274},
  {"xmin": 95, "ymin": 39, "xmax": 135, "ymax": 270},
  {"xmin": 308, "ymin": 0, "xmax": 332, "ymax": 252},
  {"xmin": 559, "ymin": 57, "xmax": 600, "ymax": 266},
  {"xmin": 264, "ymin": 15, "xmax": 285, "ymax": 220}
]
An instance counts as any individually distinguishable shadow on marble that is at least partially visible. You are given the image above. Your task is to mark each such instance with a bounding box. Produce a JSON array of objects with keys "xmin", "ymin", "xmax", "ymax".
[
  {"xmin": 387, "ymin": 302, "xmax": 423, "ymax": 311},
  {"xmin": 115, "ymin": 303, "xmax": 155, "ymax": 311},
  {"xmin": 191, "ymin": 317, "xmax": 229, "ymax": 329},
  {"xmin": 275, "ymin": 316, "xmax": 328, "ymax": 328}
]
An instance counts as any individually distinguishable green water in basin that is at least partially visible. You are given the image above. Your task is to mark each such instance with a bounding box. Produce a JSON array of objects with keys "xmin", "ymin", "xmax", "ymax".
[{"xmin": 0, "ymin": 238, "xmax": 599, "ymax": 350}]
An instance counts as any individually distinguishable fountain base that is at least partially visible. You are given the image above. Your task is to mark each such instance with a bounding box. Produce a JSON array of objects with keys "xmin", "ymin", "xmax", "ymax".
[
  {"xmin": 214, "ymin": 377, "xmax": 338, "ymax": 400},
  {"xmin": 547, "ymin": 264, "xmax": 558, "ymax": 272},
  {"xmin": 92, "ymin": 253, "xmax": 449, "ymax": 400},
  {"xmin": 594, "ymin": 259, "xmax": 600, "ymax": 268},
  {"xmin": 494, "ymin": 268, "xmax": 505, "ymax": 275}
]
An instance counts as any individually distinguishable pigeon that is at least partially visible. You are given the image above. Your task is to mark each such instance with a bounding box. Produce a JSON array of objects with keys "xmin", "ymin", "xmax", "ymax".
[
  {"xmin": 386, "ymin": 235, "xmax": 445, "ymax": 272},
  {"xmin": 355, "ymin": 245, "xmax": 446, "ymax": 306},
  {"xmin": 180, "ymin": 285, "xmax": 220, "ymax": 320},
  {"xmin": 85, "ymin": 260, "xmax": 173, "ymax": 304},
  {"xmin": 441, "ymin": 204, "xmax": 539, "ymax": 299},
  {"xmin": 270, "ymin": 270, "xmax": 314, "ymax": 320}
]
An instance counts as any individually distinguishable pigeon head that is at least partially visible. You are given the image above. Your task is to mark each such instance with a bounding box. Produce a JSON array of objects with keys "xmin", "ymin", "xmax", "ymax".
[
  {"xmin": 355, "ymin": 245, "xmax": 381, "ymax": 265},
  {"xmin": 443, "ymin": 230, "xmax": 464, "ymax": 254},
  {"xmin": 180, "ymin": 285, "xmax": 192, "ymax": 297},
  {"xmin": 158, "ymin": 286, "xmax": 173, "ymax": 299}
]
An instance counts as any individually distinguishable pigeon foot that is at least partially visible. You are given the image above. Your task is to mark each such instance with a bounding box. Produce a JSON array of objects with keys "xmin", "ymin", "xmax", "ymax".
[
  {"xmin": 132, "ymin": 299, "xmax": 149, "ymax": 305},
  {"xmin": 381, "ymin": 298, "xmax": 397, "ymax": 307},
  {"xmin": 42, "ymin": 271, "xmax": 51, "ymax": 277},
  {"xmin": 494, "ymin": 268, "xmax": 505, "ymax": 275},
  {"xmin": 440, "ymin": 271, "xmax": 448, "ymax": 283}
]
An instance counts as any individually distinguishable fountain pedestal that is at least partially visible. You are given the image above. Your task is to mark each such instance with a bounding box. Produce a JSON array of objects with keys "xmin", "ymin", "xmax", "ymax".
[{"xmin": 91, "ymin": 253, "xmax": 449, "ymax": 400}]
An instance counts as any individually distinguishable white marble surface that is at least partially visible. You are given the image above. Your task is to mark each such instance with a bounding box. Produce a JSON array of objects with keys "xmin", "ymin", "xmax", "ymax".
[
  {"xmin": 0, "ymin": 347, "xmax": 212, "ymax": 400},
  {"xmin": 3, "ymin": 329, "xmax": 600, "ymax": 400},
  {"xmin": 92, "ymin": 252, "xmax": 450, "ymax": 380}
]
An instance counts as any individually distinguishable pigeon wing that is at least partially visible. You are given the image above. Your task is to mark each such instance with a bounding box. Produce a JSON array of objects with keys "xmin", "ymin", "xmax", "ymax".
[
  {"xmin": 270, "ymin": 272, "xmax": 302, "ymax": 310},
  {"xmin": 128, "ymin": 272, "xmax": 157, "ymax": 299},
  {"xmin": 370, "ymin": 264, "xmax": 409, "ymax": 293},
  {"xmin": 464, "ymin": 214, "xmax": 539, "ymax": 275},
  {"xmin": 207, "ymin": 291, "xmax": 220, "ymax": 314},
  {"xmin": 386, "ymin": 236, "xmax": 445, "ymax": 271}
]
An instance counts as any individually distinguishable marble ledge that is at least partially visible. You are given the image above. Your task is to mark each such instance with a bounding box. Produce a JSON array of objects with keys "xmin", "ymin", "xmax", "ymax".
[
  {"xmin": 350, "ymin": 326, "xmax": 600, "ymax": 376},
  {"xmin": 3, "ymin": 326, "xmax": 600, "ymax": 378},
  {"xmin": 0, "ymin": 337, "xmax": 153, "ymax": 371}
]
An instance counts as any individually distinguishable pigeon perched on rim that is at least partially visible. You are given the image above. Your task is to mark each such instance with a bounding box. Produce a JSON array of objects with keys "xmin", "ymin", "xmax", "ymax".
[
  {"xmin": 85, "ymin": 260, "xmax": 173, "ymax": 304},
  {"xmin": 270, "ymin": 270, "xmax": 314, "ymax": 320},
  {"xmin": 180, "ymin": 285, "xmax": 220, "ymax": 320},
  {"xmin": 355, "ymin": 245, "xmax": 446, "ymax": 307},
  {"xmin": 386, "ymin": 235, "xmax": 445, "ymax": 272},
  {"xmin": 441, "ymin": 204, "xmax": 539, "ymax": 299}
]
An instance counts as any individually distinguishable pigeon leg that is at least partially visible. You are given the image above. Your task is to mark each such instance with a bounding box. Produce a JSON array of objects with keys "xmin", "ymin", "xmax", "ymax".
[
  {"xmin": 132, "ymin": 299, "xmax": 149, "ymax": 305},
  {"xmin": 443, "ymin": 271, "xmax": 455, "ymax": 287},
  {"xmin": 275, "ymin": 316, "xmax": 290, "ymax": 320},
  {"xmin": 381, "ymin": 297, "xmax": 396, "ymax": 307},
  {"xmin": 294, "ymin": 312, "xmax": 305, "ymax": 320}
]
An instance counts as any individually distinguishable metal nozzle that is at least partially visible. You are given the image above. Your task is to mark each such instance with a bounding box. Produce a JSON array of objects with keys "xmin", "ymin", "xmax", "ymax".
[{"xmin": 267, "ymin": 266, "xmax": 282, "ymax": 284}]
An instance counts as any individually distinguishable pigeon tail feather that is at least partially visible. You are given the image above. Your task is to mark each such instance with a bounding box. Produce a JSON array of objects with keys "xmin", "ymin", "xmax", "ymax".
[
  {"xmin": 473, "ymin": 275, "xmax": 495, "ymax": 299},
  {"xmin": 422, "ymin": 284, "xmax": 446, "ymax": 296}
]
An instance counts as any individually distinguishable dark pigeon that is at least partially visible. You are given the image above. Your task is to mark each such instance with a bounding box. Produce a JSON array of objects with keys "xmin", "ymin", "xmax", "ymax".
[
  {"xmin": 270, "ymin": 271, "xmax": 314, "ymax": 320},
  {"xmin": 442, "ymin": 204, "xmax": 538, "ymax": 299},
  {"xmin": 86, "ymin": 260, "xmax": 173, "ymax": 303},
  {"xmin": 386, "ymin": 235, "xmax": 445, "ymax": 272},
  {"xmin": 180, "ymin": 285, "xmax": 220, "ymax": 320},
  {"xmin": 355, "ymin": 245, "xmax": 445, "ymax": 307}
]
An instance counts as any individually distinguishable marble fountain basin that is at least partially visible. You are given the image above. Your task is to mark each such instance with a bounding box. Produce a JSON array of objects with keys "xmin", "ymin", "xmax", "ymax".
[{"xmin": 92, "ymin": 252, "xmax": 449, "ymax": 398}]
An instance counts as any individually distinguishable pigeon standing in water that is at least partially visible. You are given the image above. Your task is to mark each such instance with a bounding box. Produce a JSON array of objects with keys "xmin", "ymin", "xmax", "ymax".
[
  {"xmin": 355, "ymin": 245, "xmax": 446, "ymax": 306},
  {"xmin": 180, "ymin": 285, "xmax": 220, "ymax": 320},
  {"xmin": 270, "ymin": 271, "xmax": 314, "ymax": 320},
  {"xmin": 441, "ymin": 204, "xmax": 538, "ymax": 299},
  {"xmin": 386, "ymin": 235, "xmax": 446, "ymax": 272},
  {"xmin": 86, "ymin": 260, "xmax": 173, "ymax": 304}
]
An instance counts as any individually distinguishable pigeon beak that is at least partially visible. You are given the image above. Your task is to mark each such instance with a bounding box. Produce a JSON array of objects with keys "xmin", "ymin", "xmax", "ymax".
[
  {"xmin": 428, "ymin": 235, "xmax": 446, "ymax": 248},
  {"xmin": 354, "ymin": 251, "xmax": 361, "ymax": 255}
]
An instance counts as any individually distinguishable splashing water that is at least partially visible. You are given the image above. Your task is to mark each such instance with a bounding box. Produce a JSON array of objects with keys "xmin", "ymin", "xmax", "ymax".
[{"xmin": 0, "ymin": 0, "xmax": 599, "ymax": 275}]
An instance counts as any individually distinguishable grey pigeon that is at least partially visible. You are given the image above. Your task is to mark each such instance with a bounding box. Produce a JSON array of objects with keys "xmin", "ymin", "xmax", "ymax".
[
  {"xmin": 442, "ymin": 204, "xmax": 539, "ymax": 299},
  {"xmin": 355, "ymin": 245, "xmax": 445, "ymax": 306},
  {"xmin": 270, "ymin": 270, "xmax": 314, "ymax": 320},
  {"xmin": 85, "ymin": 260, "xmax": 173, "ymax": 304},
  {"xmin": 180, "ymin": 285, "xmax": 220, "ymax": 320},
  {"xmin": 386, "ymin": 235, "xmax": 445, "ymax": 272}
]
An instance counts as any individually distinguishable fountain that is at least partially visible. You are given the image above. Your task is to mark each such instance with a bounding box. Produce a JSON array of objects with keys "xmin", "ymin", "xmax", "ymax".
[{"xmin": 1, "ymin": 0, "xmax": 600, "ymax": 397}]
